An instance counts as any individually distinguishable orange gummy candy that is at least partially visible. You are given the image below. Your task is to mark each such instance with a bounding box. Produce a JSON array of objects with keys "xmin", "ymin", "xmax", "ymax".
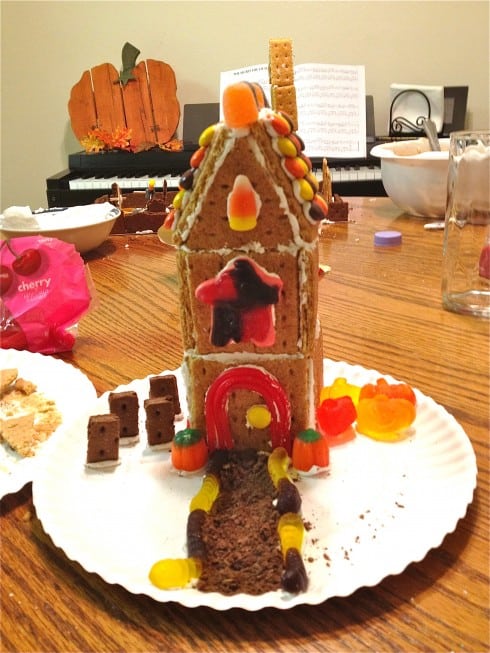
[
  {"xmin": 359, "ymin": 377, "xmax": 416, "ymax": 405},
  {"xmin": 356, "ymin": 395, "xmax": 416, "ymax": 442},
  {"xmin": 222, "ymin": 82, "xmax": 267, "ymax": 129}
]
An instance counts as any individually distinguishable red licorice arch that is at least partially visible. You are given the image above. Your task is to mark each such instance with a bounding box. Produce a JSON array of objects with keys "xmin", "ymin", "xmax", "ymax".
[{"xmin": 204, "ymin": 366, "xmax": 292, "ymax": 453}]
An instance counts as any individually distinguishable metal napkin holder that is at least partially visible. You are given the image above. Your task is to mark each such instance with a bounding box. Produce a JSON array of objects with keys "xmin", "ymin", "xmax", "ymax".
[{"xmin": 389, "ymin": 88, "xmax": 433, "ymax": 136}]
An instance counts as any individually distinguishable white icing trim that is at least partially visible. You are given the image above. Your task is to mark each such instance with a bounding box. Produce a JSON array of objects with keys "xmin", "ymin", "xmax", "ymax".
[
  {"xmin": 179, "ymin": 129, "xmax": 236, "ymax": 243},
  {"xmin": 184, "ymin": 350, "xmax": 307, "ymax": 364}
]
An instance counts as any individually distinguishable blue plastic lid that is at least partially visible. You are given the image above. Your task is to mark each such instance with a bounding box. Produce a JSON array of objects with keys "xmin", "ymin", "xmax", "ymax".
[{"xmin": 374, "ymin": 230, "xmax": 402, "ymax": 246}]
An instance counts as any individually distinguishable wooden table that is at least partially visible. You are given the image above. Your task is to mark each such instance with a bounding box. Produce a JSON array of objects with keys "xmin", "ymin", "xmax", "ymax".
[{"xmin": 2, "ymin": 198, "xmax": 489, "ymax": 653}]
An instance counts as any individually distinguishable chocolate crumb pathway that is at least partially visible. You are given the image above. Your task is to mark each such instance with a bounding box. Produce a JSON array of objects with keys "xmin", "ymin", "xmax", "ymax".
[{"xmin": 197, "ymin": 450, "xmax": 284, "ymax": 595}]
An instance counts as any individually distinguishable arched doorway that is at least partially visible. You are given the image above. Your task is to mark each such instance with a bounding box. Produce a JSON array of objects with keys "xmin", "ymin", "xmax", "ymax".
[{"xmin": 204, "ymin": 365, "xmax": 292, "ymax": 453}]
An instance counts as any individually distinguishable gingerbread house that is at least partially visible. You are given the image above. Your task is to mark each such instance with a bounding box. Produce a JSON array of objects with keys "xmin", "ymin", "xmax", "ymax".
[{"xmin": 171, "ymin": 83, "xmax": 327, "ymax": 454}]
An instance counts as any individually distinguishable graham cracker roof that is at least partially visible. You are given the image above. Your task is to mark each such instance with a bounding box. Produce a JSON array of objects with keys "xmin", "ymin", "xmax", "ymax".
[{"xmin": 172, "ymin": 107, "xmax": 327, "ymax": 253}]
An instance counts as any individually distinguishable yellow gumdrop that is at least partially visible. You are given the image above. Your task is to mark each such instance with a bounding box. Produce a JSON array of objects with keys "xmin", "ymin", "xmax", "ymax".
[
  {"xmin": 189, "ymin": 474, "xmax": 220, "ymax": 512},
  {"xmin": 278, "ymin": 512, "xmax": 304, "ymax": 558},
  {"xmin": 268, "ymin": 447, "xmax": 291, "ymax": 488},
  {"xmin": 247, "ymin": 404, "xmax": 272, "ymax": 429},
  {"xmin": 149, "ymin": 557, "xmax": 202, "ymax": 590}
]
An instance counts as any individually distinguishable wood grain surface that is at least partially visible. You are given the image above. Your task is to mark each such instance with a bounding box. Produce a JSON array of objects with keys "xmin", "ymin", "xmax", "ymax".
[{"xmin": 1, "ymin": 198, "xmax": 488, "ymax": 653}]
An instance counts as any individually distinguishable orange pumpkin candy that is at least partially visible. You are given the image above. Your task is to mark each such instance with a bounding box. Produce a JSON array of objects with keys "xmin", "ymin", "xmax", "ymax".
[
  {"xmin": 171, "ymin": 428, "xmax": 208, "ymax": 472},
  {"xmin": 292, "ymin": 429, "xmax": 329, "ymax": 472}
]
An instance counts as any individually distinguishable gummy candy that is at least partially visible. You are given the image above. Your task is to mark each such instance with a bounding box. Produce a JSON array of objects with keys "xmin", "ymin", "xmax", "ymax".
[
  {"xmin": 359, "ymin": 377, "xmax": 416, "ymax": 405},
  {"xmin": 316, "ymin": 396, "xmax": 357, "ymax": 442},
  {"xmin": 320, "ymin": 377, "xmax": 361, "ymax": 406},
  {"xmin": 278, "ymin": 512, "xmax": 304, "ymax": 558},
  {"xmin": 195, "ymin": 257, "xmax": 283, "ymax": 348},
  {"xmin": 149, "ymin": 557, "xmax": 202, "ymax": 590},
  {"xmin": 356, "ymin": 395, "xmax": 416, "ymax": 442},
  {"xmin": 189, "ymin": 474, "xmax": 219, "ymax": 512},
  {"xmin": 222, "ymin": 82, "xmax": 267, "ymax": 129},
  {"xmin": 291, "ymin": 428, "xmax": 329, "ymax": 471},
  {"xmin": 267, "ymin": 446, "xmax": 291, "ymax": 488}
]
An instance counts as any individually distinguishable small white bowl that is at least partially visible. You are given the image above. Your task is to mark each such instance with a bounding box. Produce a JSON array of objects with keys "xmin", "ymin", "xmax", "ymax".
[
  {"xmin": 0, "ymin": 203, "xmax": 120, "ymax": 253},
  {"xmin": 370, "ymin": 138, "xmax": 449, "ymax": 217}
]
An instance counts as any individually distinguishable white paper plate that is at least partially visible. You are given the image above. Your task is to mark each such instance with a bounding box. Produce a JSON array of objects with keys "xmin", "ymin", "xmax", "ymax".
[
  {"xmin": 33, "ymin": 360, "xmax": 477, "ymax": 610},
  {"xmin": 0, "ymin": 349, "xmax": 97, "ymax": 498}
]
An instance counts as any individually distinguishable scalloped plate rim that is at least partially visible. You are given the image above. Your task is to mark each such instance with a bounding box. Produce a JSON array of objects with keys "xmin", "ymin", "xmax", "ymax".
[{"xmin": 32, "ymin": 359, "xmax": 477, "ymax": 610}]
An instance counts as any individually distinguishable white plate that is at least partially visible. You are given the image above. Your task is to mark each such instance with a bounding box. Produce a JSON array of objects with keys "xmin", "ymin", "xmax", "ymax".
[
  {"xmin": 33, "ymin": 360, "xmax": 477, "ymax": 610},
  {"xmin": 0, "ymin": 349, "xmax": 97, "ymax": 498}
]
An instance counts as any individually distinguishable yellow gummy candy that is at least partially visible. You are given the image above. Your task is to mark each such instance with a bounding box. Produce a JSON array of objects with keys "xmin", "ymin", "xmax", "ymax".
[
  {"xmin": 149, "ymin": 557, "xmax": 202, "ymax": 590},
  {"xmin": 278, "ymin": 512, "xmax": 304, "ymax": 558},
  {"xmin": 268, "ymin": 447, "xmax": 291, "ymax": 488},
  {"xmin": 189, "ymin": 474, "xmax": 220, "ymax": 512},
  {"xmin": 320, "ymin": 377, "xmax": 361, "ymax": 406}
]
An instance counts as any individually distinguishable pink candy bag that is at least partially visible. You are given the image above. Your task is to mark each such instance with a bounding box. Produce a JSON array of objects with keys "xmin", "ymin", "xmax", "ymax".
[{"xmin": 0, "ymin": 236, "xmax": 94, "ymax": 354}]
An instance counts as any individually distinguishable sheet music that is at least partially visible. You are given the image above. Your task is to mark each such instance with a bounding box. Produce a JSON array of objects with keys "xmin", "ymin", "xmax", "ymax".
[
  {"xmin": 219, "ymin": 64, "xmax": 272, "ymax": 111},
  {"xmin": 219, "ymin": 62, "xmax": 366, "ymax": 159}
]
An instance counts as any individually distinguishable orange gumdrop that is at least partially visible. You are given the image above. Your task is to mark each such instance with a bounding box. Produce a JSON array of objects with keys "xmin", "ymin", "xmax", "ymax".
[{"xmin": 223, "ymin": 82, "xmax": 264, "ymax": 128}]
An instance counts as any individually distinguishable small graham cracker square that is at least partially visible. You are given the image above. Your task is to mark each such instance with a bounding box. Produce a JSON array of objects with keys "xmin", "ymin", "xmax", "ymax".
[
  {"xmin": 269, "ymin": 38, "xmax": 294, "ymax": 86},
  {"xmin": 271, "ymin": 84, "xmax": 298, "ymax": 130}
]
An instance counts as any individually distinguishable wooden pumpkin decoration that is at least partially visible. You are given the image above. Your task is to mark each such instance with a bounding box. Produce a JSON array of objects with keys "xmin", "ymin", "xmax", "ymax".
[{"xmin": 68, "ymin": 42, "xmax": 180, "ymax": 152}]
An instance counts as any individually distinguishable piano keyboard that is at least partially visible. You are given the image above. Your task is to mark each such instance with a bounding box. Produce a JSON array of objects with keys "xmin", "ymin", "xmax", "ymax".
[
  {"xmin": 68, "ymin": 174, "xmax": 182, "ymax": 191},
  {"xmin": 67, "ymin": 166, "xmax": 382, "ymax": 192},
  {"xmin": 317, "ymin": 165, "xmax": 382, "ymax": 184}
]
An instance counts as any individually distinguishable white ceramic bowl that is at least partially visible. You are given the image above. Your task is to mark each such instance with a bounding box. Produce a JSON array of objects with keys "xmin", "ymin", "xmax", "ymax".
[
  {"xmin": 370, "ymin": 138, "xmax": 449, "ymax": 217},
  {"xmin": 0, "ymin": 203, "xmax": 120, "ymax": 253}
]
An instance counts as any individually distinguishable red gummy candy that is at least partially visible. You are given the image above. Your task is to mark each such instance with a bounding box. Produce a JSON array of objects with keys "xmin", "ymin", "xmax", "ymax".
[{"xmin": 316, "ymin": 396, "xmax": 357, "ymax": 439}]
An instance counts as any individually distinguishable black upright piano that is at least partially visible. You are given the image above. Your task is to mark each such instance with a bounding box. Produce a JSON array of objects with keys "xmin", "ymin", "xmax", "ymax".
[
  {"xmin": 46, "ymin": 100, "xmax": 386, "ymax": 207},
  {"xmin": 45, "ymin": 147, "xmax": 385, "ymax": 208}
]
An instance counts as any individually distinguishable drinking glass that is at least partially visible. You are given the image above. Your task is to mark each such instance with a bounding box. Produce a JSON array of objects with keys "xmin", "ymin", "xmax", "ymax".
[{"xmin": 441, "ymin": 130, "xmax": 490, "ymax": 317}]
